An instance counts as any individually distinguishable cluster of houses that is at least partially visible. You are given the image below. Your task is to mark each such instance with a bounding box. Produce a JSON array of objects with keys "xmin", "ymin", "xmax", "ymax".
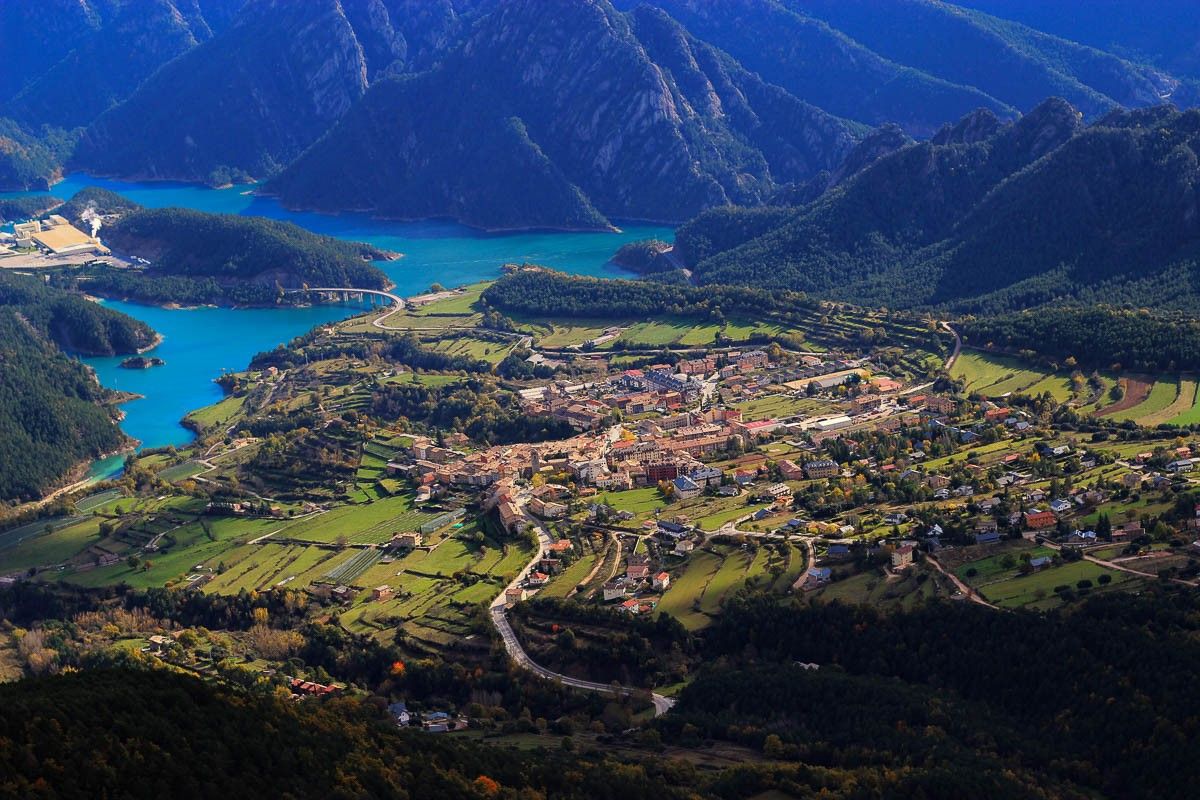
[
  {"xmin": 377, "ymin": 345, "xmax": 961, "ymax": 539},
  {"xmin": 505, "ymin": 539, "xmax": 575, "ymax": 606},
  {"xmin": 387, "ymin": 702, "xmax": 467, "ymax": 733},
  {"xmin": 598, "ymin": 550, "xmax": 672, "ymax": 615}
]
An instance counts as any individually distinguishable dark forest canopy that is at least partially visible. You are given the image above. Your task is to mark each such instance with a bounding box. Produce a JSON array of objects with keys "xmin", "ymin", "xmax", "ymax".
[
  {"xmin": 0, "ymin": 194, "xmax": 60, "ymax": 222},
  {"xmin": 610, "ymin": 239, "xmax": 676, "ymax": 274},
  {"xmin": 0, "ymin": 273, "xmax": 156, "ymax": 501},
  {"xmin": 0, "ymin": 271, "xmax": 156, "ymax": 356},
  {"xmin": 481, "ymin": 267, "xmax": 819, "ymax": 319},
  {"xmin": 960, "ymin": 305, "xmax": 1200, "ymax": 373},
  {"xmin": 0, "ymin": 310, "xmax": 127, "ymax": 502},
  {"xmin": 0, "ymin": 668, "xmax": 694, "ymax": 800},
  {"xmin": 103, "ymin": 207, "xmax": 390, "ymax": 287},
  {"xmin": 669, "ymin": 589, "xmax": 1200, "ymax": 800},
  {"xmin": 0, "ymin": 117, "xmax": 73, "ymax": 191},
  {"xmin": 0, "ymin": 665, "xmax": 1033, "ymax": 800},
  {"xmin": 56, "ymin": 185, "xmax": 139, "ymax": 225}
]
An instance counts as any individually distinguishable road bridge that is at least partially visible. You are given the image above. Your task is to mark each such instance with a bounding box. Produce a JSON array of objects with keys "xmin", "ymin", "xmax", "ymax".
[{"xmin": 287, "ymin": 287, "xmax": 404, "ymax": 308}]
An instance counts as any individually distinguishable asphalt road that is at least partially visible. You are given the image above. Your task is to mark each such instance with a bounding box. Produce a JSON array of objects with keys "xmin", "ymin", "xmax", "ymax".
[{"xmin": 489, "ymin": 516, "xmax": 676, "ymax": 716}]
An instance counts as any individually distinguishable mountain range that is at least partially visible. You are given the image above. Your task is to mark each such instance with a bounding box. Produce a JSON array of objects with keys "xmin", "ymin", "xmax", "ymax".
[
  {"xmin": 1, "ymin": 0, "xmax": 1197, "ymax": 230},
  {"xmin": 675, "ymin": 100, "xmax": 1200, "ymax": 313}
]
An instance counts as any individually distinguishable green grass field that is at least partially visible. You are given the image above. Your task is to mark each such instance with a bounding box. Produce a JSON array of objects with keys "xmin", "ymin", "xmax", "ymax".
[
  {"xmin": 158, "ymin": 461, "xmax": 207, "ymax": 482},
  {"xmin": 521, "ymin": 317, "xmax": 620, "ymax": 348},
  {"xmin": 275, "ymin": 494, "xmax": 436, "ymax": 545},
  {"xmin": 733, "ymin": 394, "xmax": 822, "ymax": 421},
  {"xmin": 956, "ymin": 545, "xmax": 1055, "ymax": 585},
  {"xmin": 657, "ymin": 550, "xmax": 721, "ymax": 630},
  {"xmin": 0, "ymin": 517, "xmax": 97, "ymax": 571},
  {"xmin": 595, "ymin": 488, "xmax": 665, "ymax": 516},
  {"xmin": 410, "ymin": 284, "xmax": 487, "ymax": 315},
  {"xmin": 1107, "ymin": 378, "xmax": 1177, "ymax": 424},
  {"xmin": 431, "ymin": 336, "xmax": 509, "ymax": 364},
  {"xmin": 184, "ymin": 394, "xmax": 246, "ymax": 431},
  {"xmin": 75, "ymin": 490, "xmax": 123, "ymax": 513},
  {"xmin": 619, "ymin": 318, "xmax": 719, "ymax": 347},
  {"xmin": 1167, "ymin": 378, "xmax": 1200, "ymax": 425},
  {"xmin": 695, "ymin": 503, "xmax": 759, "ymax": 532},
  {"xmin": 982, "ymin": 560, "xmax": 1134, "ymax": 609},
  {"xmin": 953, "ymin": 351, "xmax": 1064, "ymax": 399}
]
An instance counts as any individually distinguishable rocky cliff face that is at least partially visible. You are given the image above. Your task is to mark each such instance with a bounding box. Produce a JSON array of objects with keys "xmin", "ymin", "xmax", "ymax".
[
  {"xmin": 620, "ymin": 0, "xmax": 1016, "ymax": 137},
  {"xmin": 268, "ymin": 0, "xmax": 861, "ymax": 228},
  {"xmin": 10, "ymin": 1, "xmax": 207, "ymax": 130},
  {"xmin": 71, "ymin": 0, "xmax": 382, "ymax": 183}
]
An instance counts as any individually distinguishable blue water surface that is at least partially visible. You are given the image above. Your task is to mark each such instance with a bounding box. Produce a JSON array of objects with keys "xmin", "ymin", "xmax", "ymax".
[{"xmin": 2, "ymin": 174, "xmax": 673, "ymax": 456}]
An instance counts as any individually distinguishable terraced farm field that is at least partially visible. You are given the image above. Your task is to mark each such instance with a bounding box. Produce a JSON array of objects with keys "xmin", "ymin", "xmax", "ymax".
[
  {"xmin": 655, "ymin": 544, "xmax": 775, "ymax": 629},
  {"xmin": 698, "ymin": 548, "xmax": 755, "ymax": 614},
  {"xmin": 618, "ymin": 318, "xmax": 721, "ymax": 347},
  {"xmin": 540, "ymin": 554, "xmax": 598, "ymax": 598},
  {"xmin": 277, "ymin": 495, "xmax": 439, "ymax": 545},
  {"xmin": 324, "ymin": 549, "xmax": 382, "ymax": 584},
  {"xmin": 1112, "ymin": 378, "xmax": 1185, "ymax": 425},
  {"xmin": 1166, "ymin": 379, "xmax": 1200, "ymax": 425},
  {"xmin": 431, "ymin": 336, "xmax": 509, "ymax": 363},
  {"xmin": 1096, "ymin": 376, "xmax": 1152, "ymax": 418},
  {"xmin": 953, "ymin": 351, "xmax": 1070, "ymax": 399},
  {"xmin": 657, "ymin": 550, "xmax": 721, "ymax": 629}
]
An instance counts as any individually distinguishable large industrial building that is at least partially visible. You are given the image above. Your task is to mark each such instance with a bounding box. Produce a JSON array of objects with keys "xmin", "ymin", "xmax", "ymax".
[{"xmin": 11, "ymin": 216, "xmax": 109, "ymax": 256}]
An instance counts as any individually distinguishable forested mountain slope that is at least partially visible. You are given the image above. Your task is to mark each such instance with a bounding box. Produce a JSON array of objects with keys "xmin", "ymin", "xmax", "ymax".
[
  {"xmin": 953, "ymin": 0, "xmax": 1200, "ymax": 82},
  {"xmin": 4, "ymin": 0, "xmax": 237, "ymax": 131},
  {"xmin": 788, "ymin": 0, "xmax": 1189, "ymax": 115},
  {"xmin": 618, "ymin": 0, "xmax": 1016, "ymax": 137},
  {"xmin": 681, "ymin": 102, "xmax": 1200, "ymax": 313},
  {"xmin": 0, "ymin": 274, "xmax": 157, "ymax": 501}
]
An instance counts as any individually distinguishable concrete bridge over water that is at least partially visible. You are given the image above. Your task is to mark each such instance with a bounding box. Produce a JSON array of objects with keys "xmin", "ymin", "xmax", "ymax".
[{"xmin": 286, "ymin": 287, "xmax": 404, "ymax": 308}]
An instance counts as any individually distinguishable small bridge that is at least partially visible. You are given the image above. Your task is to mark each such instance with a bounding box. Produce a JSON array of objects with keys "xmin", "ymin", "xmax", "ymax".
[{"xmin": 286, "ymin": 287, "xmax": 405, "ymax": 308}]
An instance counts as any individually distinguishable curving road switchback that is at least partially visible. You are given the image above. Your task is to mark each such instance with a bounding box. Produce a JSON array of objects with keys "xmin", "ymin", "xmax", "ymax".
[{"xmin": 490, "ymin": 517, "xmax": 676, "ymax": 716}]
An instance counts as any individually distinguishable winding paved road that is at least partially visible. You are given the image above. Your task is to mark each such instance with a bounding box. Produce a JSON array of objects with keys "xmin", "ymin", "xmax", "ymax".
[{"xmin": 489, "ymin": 516, "xmax": 676, "ymax": 716}]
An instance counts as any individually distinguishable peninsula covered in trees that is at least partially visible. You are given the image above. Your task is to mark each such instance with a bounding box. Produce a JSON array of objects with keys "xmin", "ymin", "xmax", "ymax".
[
  {"xmin": 0, "ymin": 271, "xmax": 156, "ymax": 356},
  {"xmin": 55, "ymin": 191, "xmax": 394, "ymax": 307}
]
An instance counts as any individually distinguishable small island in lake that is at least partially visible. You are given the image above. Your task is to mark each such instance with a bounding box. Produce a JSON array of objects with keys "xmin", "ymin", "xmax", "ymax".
[{"xmin": 119, "ymin": 356, "xmax": 165, "ymax": 369}]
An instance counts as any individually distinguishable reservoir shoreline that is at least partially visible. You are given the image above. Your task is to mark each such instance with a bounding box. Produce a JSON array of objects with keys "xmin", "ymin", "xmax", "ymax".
[{"xmin": 1, "ymin": 173, "xmax": 673, "ymax": 473}]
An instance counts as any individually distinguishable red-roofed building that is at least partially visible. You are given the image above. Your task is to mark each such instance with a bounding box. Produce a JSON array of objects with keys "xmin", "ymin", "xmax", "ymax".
[{"xmin": 1023, "ymin": 510, "xmax": 1056, "ymax": 530}]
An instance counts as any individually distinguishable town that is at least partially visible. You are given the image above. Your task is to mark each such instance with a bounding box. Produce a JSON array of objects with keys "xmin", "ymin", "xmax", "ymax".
[{"xmin": 5, "ymin": 274, "xmax": 1199, "ymax": 698}]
